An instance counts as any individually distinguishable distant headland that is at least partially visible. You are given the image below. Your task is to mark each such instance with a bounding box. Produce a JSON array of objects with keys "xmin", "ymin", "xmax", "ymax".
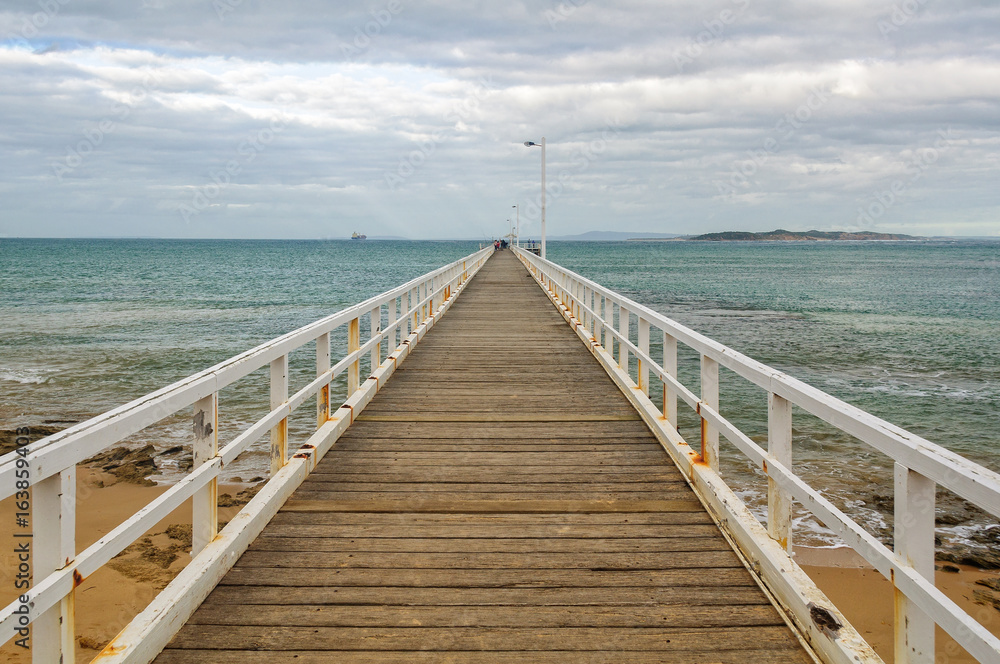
[{"xmin": 687, "ymin": 229, "xmax": 923, "ymax": 242}]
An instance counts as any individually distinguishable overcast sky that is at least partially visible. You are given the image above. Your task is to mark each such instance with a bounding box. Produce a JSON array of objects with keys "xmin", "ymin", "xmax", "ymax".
[{"xmin": 1, "ymin": 1, "xmax": 998, "ymax": 240}]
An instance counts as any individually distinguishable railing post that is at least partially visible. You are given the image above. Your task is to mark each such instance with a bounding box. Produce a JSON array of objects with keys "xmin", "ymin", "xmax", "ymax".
[
  {"xmin": 767, "ymin": 393, "xmax": 793, "ymax": 552},
  {"xmin": 591, "ymin": 290, "xmax": 598, "ymax": 338},
  {"xmin": 663, "ymin": 332, "xmax": 677, "ymax": 425},
  {"xmin": 370, "ymin": 305, "xmax": 381, "ymax": 373},
  {"xmin": 348, "ymin": 317, "xmax": 360, "ymax": 394},
  {"xmin": 410, "ymin": 288, "xmax": 418, "ymax": 334},
  {"xmin": 590, "ymin": 288, "xmax": 597, "ymax": 337},
  {"xmin": 894, "ymin": 463, "xmax": 935, "ymax": 664},
  {"xmin": 577, "ymin": 283, "xmax": 583, "ymax": 322},
  {"xmin": 421, "ymin": 281, "xmax": 428, "ymax": 323},
  {"xmin": 601, "ymin": 295, "xmax": 607, "ymax": 347},
  {"xmin": 270, "ymin": 355, "xmax": 288, "ymax": 475},
  {"xmin": 618, "ymin": 304, "xmax": 629, "ymax": 373},
  {"xmin": 316, "ymin": 332, "xmax": 330, "ymax": 427},
  {"xmin": 637, "ymin": 317, "xmax": 650, "ymax": 395},
  {"xmin": 700, "ymin": 355, "xmax": 719, "ymax": 470},
  {"xmin": 387, "ymin": 296, "xmax": 397, "ymax": 348},
  {"xmin": 33, "ymin": 468, "xmax": 76, "ymax": 664},
  {"xmin": 192, "ymin": 392, "xmax": 218, "ymax": 556},
  {"xmin": 583, "ymin": 286, "xmax": 590, "ymax": 334}
]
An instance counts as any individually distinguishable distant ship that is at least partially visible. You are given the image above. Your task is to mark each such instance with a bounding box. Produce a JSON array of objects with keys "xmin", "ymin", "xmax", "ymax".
[{"xmin": 351, "ymin": 232, "xmax": 367, "ymax": 240}]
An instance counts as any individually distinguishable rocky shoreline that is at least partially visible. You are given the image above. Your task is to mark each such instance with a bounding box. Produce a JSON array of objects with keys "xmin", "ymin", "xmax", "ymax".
[
  {"xmin": 4, "ymin": 425, "xmax": 999, "ymax": 572},
  {"xmin": 2, "ymin": 425, "xmax": 266, "ymax": 504}
]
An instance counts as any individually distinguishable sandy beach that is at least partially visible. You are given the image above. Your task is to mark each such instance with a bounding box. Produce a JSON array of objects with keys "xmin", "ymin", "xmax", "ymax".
[
  {"xmin": 797, "ymin": 547, "xmax": 1000, "ymax": 662},
  {"xmin": 2, "ymin": 460, "xmax": 999, "ymax": 662},
  {"xmin": 0, "ymin": 465, "xmax": 251, "ymax": 662}
]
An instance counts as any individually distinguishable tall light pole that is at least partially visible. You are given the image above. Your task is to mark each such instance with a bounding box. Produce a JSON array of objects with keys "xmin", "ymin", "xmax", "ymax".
[
  {"xmin": 523, "ymin": 137, "xmax": 546, "ymax": 259},
  {"xmin": 512, "ymin": 204, "xmax": 519, "ymax": 247}
]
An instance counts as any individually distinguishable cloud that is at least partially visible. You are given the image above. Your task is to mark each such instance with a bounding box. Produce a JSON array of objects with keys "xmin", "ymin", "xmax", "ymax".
[{"xmin": 0, "ymin": 0, "xmax": 998, "ymax": 238}]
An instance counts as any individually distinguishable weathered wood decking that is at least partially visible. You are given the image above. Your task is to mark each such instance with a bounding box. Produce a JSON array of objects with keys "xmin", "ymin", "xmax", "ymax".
[{"xmin": 154, "ymin": 250, "xmax": 812, "ymax": 663}]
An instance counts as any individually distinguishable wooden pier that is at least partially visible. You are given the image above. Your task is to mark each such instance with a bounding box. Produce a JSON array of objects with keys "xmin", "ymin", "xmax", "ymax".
[{"xmin": 154, "ymin": 251, "xmax": 811, "ymax": 663}]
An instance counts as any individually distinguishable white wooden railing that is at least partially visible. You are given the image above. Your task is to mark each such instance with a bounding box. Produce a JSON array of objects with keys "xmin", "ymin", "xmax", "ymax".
[
  {"xmin": 0, "ymin": 246, "xmax": 493, "ymax": 664},
  {"xmin": 514, "ymin": 247, "xmax": 1000, "ymax": 664}
]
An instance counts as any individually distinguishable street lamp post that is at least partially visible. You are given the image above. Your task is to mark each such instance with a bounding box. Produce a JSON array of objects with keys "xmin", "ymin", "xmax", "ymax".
[
  {"xmin": 512, "ymin": 204, "xmax": 519, "ymax": 247},
  {"xmin": 523, "ymin": 137, "xmax": 546, "ymax": 259}
]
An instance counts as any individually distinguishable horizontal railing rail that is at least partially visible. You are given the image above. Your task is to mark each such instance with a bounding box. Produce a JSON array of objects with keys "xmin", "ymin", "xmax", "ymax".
[
  {"xmin": 1, "ymin": 246, "xmax": 493, "ymax": 663},
  {"xmin": 514, "ymin": 247, "xmax": 1000, "ymax": 664}
]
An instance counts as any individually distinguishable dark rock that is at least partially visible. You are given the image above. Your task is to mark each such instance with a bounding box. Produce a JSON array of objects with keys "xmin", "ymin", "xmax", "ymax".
[
  {"xmin": 973, "ymin": 589, "xmax": 1000, "ymax": 612},
  {"xmin": 969, "ymin": 525, "xmax": 1000, "ymax": 548},
  {"xmin": 936, "ymin": 512, "xmax": 971, "ymax": 526},
  {"xmin": 78, "ymin": 636, "xmax": 107, "ymax": 651},
  {"xmin": 83, "ymin": 444, "xmax": 158, "ymax": 486},
  {"xmin": 164, "ymin": 524, "xmax": 192, "ymax": 545},
  {"xmin": 975, "ymin": 577, "xmax": 1000, "ymax": 592},
  {"xmin": 217, "ymin": 481, "xmax": 265, "ymax": 508},
  {"xmin": 0, "ymin": 424, "xmax": 64, "ymax": 456},
  {"xmin": 869, "ymin": 493, "xmax": 893, "ymax": 511},
  {"xmin": 937, "ymin": 549, "xmax": 1000, "ymax": 570},
  {"xmin": 217, "ymin": 493, "xmax": 239, "ymax": 507}
]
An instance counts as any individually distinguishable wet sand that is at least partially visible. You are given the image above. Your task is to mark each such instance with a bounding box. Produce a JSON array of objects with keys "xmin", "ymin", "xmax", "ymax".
[{"xmin": 2, "ymin": 469, "xmax": 999, "ymax": 662}]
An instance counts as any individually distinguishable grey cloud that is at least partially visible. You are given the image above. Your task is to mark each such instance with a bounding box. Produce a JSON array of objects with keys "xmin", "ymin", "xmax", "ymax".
[{"xmin": 0, "ymin": 0, "xmax": 998, "ymax": 239}]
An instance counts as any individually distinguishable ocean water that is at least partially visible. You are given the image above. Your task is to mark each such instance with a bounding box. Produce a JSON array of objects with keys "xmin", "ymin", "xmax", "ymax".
[
  {"xmin": 546, "ymin": 239, "xmax": 1000, "ymax": 550},
  {"xmin": 1, "ymin": 238, "xmax": 998, "ymax": 549},
  {"xmin": 0, "ymin": 239, "xmax": 484, "ymax": 474}
]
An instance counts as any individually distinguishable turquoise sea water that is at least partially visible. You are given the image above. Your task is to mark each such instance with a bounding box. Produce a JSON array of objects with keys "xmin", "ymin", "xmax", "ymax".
[
  {"xmin": 1, "ymin": 238, "xmax": 998, "ymax": 547},
  {"xmin": 548, "ymin": 240, "xmax": 1000, "ymax": 549}
]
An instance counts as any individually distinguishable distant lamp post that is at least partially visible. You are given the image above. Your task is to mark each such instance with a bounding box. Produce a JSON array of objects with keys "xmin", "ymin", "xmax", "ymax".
[
  {"xmin": 512, "ymin": 204, "xmax": 519, "ymax": 247},
  {"xmin": 523, "ymin": 137, "xmax": 546, "ymax": 259}
]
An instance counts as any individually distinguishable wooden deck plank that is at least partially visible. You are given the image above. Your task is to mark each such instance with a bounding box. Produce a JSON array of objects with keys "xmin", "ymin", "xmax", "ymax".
[
  {"xmin": 201, "ymin": 583, "xmax": 768, "ymax": 606},
  {"xmin": 164, "ymin": 625, "xmax": 805, "ymax": 652},
  {"xmin": 336, "ymin": 421, "xmax": 656, "ymax": 438},
  {"xmin": 233, "ymin": 549, "xmax": 739, "ymax": 569},
  {"xmin": 277, "ymin": 499, "xmax": 706, "ymax": 514},
  {"xmin": 305, "ymin": 469, "xmax": 679, "ymax": 480},
  {"xmin": 186, "ymin": 604, "xmax": 786, "ymax": 628},
  {"xmin": 246, "ymin": 536, "xmax": 726, "ymax": 553},
  {"xmin": 156, "ymin": 649, "xmax": 811, "ymax": 664},
  {"xmin": 155, "ymin": 250, "xmax": 811, "ymax": 664},
  {"xmin": 254, "ymin": 524, "xmax": 731, "ymax": 539},
  {"xmin": 317, "ymin": 451, "xmax": 670, "ymax": 463},
  {"xmin": 270, "ymin": 509, "xmax": 714, "ymax": 522},
  {"xmin": 209, "ymin": 565, "xmax": 767, "ymax": 592}
]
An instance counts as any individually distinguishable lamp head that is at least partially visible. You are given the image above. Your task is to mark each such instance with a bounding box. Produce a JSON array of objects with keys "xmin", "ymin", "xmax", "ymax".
[{"xmin": 524, "ymin": 141, "xmax": 538, "ymax": 147}]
